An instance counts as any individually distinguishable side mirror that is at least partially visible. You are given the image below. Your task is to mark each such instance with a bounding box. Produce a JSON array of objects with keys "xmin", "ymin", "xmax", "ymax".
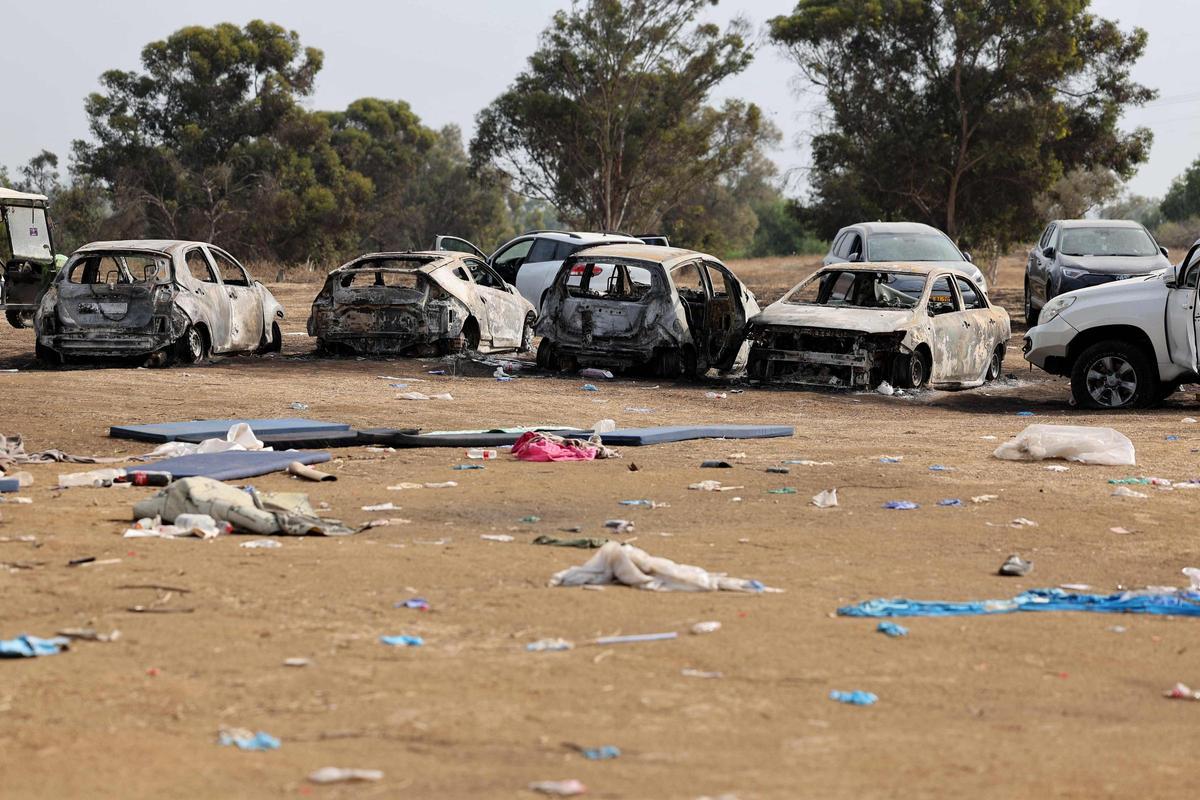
[
  {"xmin": 1042, "ymin": 246, "xmax": 1055, "ymax": 259},
  {"xmin": 1161, "ymin": 246, "xmax": 1170, "ymax": 259},
  {"xmin": 962, "ymin": 251, "xmax": 973, "ymax": 263}
]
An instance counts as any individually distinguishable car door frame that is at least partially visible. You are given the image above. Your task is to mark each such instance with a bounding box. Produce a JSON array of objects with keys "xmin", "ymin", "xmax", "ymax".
[
  {"xmin": 1173, "ymin": 242, "xmax": 1200, "ymax": 373},
  {"xmin": 206, "ymin": 245, "xmax": 263, "ymax": 351},
  {"xmin": 952, "ymin": 274, "xmax": 996, "ymax": 379},
  {"xmin": 180, "ymin": 246, "xmax": 232, "ymax": 352},
  {"xmin": 434, "ymin": 235, "xmax": 488, "ymax": 260},
  {"xmin": 924, "ymin": 272, "xmax": 971, "ymax": 383},
  {"xmin": 701, "ymin": 257, "xmax": 755, "ymax": 369},
  {"xmin": 463, "ymin": 256, "xmax": 524, "ymax": 348},
  {"xmin": 1033, "ymin": 223, "xmax": 1059, "ymax": 304}
]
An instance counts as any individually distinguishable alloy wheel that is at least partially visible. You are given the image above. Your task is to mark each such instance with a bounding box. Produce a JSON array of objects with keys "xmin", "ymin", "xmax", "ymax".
[{"xmin": 1085, "ymin": 355, "xmax": 1137, "ymax": 407}]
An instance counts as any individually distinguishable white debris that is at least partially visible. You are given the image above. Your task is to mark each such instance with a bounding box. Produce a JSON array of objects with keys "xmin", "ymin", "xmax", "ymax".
[
  {"xmin": 550, "ymin": 541, "xmax": 779, "ymax": 593},
  {"xmin": 307, "ymin": 768, "xmax": 384, "ymax": 784},
  {"xmin": 396, "ymin": 391, "xmax": 453, "ymax": 401},
  {"xmin": 971, "ymin": 495, "xmax": 999, "ymax": 504},
  {"xmin": 875, "ymin": 381, "xmax": 895, "ymax": 396},
  {"xmin": 363, "ymin": 502, "xmax": 400, "ymax": 512},
  {"xmin": 688, "ymin": 480, "xmax": 742, "ymax": 492},
  {"xmin": 691, "ymin": 621, "xmax": 722, "ymax": 635},
  {"xmin": 1184, "ymin": 418, "xmax": 1198, "ymax": 424},
  {"xmin": 1112, "ymin": 486, "xmax": 1148, "ymax": 498},
  {"xmin": 240, "ymin": 539, "xmax": 283, "ymax": 549},
  {"xmin": 1010, "ymin": 517, "xmax": 1038, "ymax": 527},
  {"xmin": 1044, "ymin": 465, "xmax": 1070, "ymax": 472},
  {"xmin": 811, "ymin": 488, "xmax": 838, "ymax": 508},
  {"xmin": 481, "ymin": 534, "xmax": 514, "ymax": 542},
  {"xmin": 993, "ymin": 424, "xmax": 1135, "ymax": 466}
]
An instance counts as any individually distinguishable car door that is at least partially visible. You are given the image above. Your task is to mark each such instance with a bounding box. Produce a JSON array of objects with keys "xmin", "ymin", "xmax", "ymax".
[
  {"xmin": 1031, "ymin": 223, "xmax": 1057, "ymax": 303},
  {"xmin": 1168, "ymin": 243, "xmax": 1200, "ymax": 372},
  {"xmin": 824, "ymin": 231, "xmax": 848, "ymax": 266},
  {"xmin": 702, "ymin": 258, "xmax": 756, "ymax": 369},
  {"xmin": 925, "ymin": 274, "xmax": 969, "ymax": 382},
  {"xmin": 953, "ymin": 276, "xmax": 997, "ymax": 379},
  {"xmin": 182, "ymin": 247, "xmax": 231, "ymax": 351},
  {"xmin": 435, "ymin": 235, "xmax": 488, "ymax": 259},
  {"xmin": 464, "ymin": 257, "xmax": 524, "ymax": 347},
  {"xmin": 510, "ymin": 236, "xmax": 562, "ymax": 307},
  {"xmin": 207, "ymin": 246, "xmax": 263, "ymax": 351}
]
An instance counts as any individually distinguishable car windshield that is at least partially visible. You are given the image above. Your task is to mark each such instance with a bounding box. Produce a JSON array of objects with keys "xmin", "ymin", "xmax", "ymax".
[
  {"xmin": 867, "ymin": 233, "xmax": 962, "ymax": 262},
  {"xmin": 65, "ymin": 253, "xmax": 170, "ymax": 285},
  {"xmin": 786, "ymin": 270, "xmax": 927, "ymax": 310},
  {"xmin": 1060, "ymin": 227, "xmax": 1158, "ymax": 257},
  {"xmin": 561, "ymin": 259, "xmax": 657, "ymax": 301}
]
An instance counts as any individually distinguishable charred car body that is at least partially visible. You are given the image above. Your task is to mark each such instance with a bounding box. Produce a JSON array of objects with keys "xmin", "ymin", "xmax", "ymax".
[
  {"xmin": 307, "ymin": 251, "xmax": 536, "ymax": 356},
  {"xmin": 535, "ymin": 245, "xmax": 760, "ymax": 376},
  {"xmin": 746, "ymin": 264, "xmax": 1009, "ymax": 390},
  {"xmin": 35, "ymin": 240, "xmax": 284, "ymax": 366},
  {"xmin": 0, "ymin": 187, "xmax": 61, "ymax": 329}
]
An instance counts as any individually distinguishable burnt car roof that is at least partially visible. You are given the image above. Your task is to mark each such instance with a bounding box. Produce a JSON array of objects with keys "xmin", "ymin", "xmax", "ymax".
[
  {"xmin": 75, "ymin": 240, "xmax": 209, "ymax": 255},
  {"xmin": 328, "ymin": 251, "xmax": 466, "ymax": 276},
  {"xmin": 566, "ymin": 243, "xmax": 713, "ymax": 268},
  {"xmin": 814, "ymin": 262, "xmax": 959, "ymax": 276}
]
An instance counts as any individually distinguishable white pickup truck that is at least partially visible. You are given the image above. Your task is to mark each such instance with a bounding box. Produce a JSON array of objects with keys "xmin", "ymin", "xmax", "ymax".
[{"xmin": 1023, "ymin": 239, "xmax": 1200, "ymax": 409}]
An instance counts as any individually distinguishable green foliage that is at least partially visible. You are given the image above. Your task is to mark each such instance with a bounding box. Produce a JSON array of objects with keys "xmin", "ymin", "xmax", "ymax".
[
  {"xmin": 471, "ymin": 0, "xmax": 771, "ymax": 234},
  {"xmin": 1100, "ymin": 193, "xmax": 1163, "ymax": 230},
  {"xmin": 771, "ymin": 0, "xmax": 1155, "ymax": 257},
  {"xmin": 1161, "ymin": 157, "xmax": 1200, "ymax": 223}
]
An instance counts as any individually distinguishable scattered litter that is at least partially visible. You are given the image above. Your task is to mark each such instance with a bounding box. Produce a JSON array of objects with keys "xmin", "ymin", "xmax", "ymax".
[
  {"xmin": 289, "ymin": 402, "xmax": 309, "ymax": 411},
  {"xmin": 1110, "ymin": 527, "xmax": 1135, "ymax": 535},
  {"xmin": 839, "ymin": 586, "xmax": 1200, "ymax": 618},
  {"xmin": 624, "ymin": 407, "xmax": 654, "ymax": 414},
  {"xmin": 971, "ymin": 495, "xmax": 998, "ymax": 504},
  {"xmin": 513, "ymin": 431, "xmax": 616, "ymax": 462},
  {"xmin": 701, "ymin": 460, "xmax": 733, "ymax": 469},
  {"xmin": 428, "ymin": 369, "xmax": 446, "ymax": 375},
  {"xmin": 57, "ymin": 628, "xmax": 120, "ymax": 642},
  {"xmin": 124, "ymin": 514, "xmax": 230, "ymax": 540},
  {"xmin": 883, "ymin": 500, "xmax": 918, "ymax": 510},
  {"xmin": 681, "ymin": 668, "xmax": 723, "ymax": 679},
  {"xmin": 550, "ymin": 541, "xmax": 777, "ymax": 593},
  {"xmin": 363, "ymin": 502, "xmax": 400, "ymax": 512},
  {"xmin": 283, "ymin": 657, "xmax": 310, "ymax": 667},
  {"xmin": 307, "ymin": 767, "xmax": 384, "ymax": 785},
  {"xmin": 580, "ymin": 368, "xmax": 614, "ymax": 380},
  {"xmin": 691, "ymin": 621, "xmax": 722, "ymax": 635},
  {"xmin": 520, "ymin": 515, "xmax": 541, "ymax": 523},
  {"xmin": 618, "ymin": 499, "xmax": 666, "ymax": 508},
  {"xmin": 876, "ymin": 381, "xmax": 895, "ymax": 396},
  {"xmin": 481, "ymin": 534, "xmax": 515, "ymax": 542},
  {"xmin": 1017, "ymin": 410, "xmax": 1035, "ymax": 416},
  {"xmin": 571, "ymin": 744, "xmax": 621, "ymax": 761},
  {"xmin": 603, "ymin": 519, "xmax": 634, "ymax": 533},
  {"xmin": 980, "ymin": 435, "xmax": 998, "ymax": 441},
  {"xmin": 530, "ymin": 779, "xmax": 587, "ymax": 797},
  {"xmin": 704, "ymin": 392, "xmax": 727, "ymax": 399},
  {"xmin": 534, "ymin": 535, "xmax": 608, "ymax": 549},
  {"xmin": 494, "ymin": 367, "xmax": 514, "ymax": 381},
  {"xmin": 396, "ymin": 391, "xmax": 453, "ymax": 401},
  {"xmin": 1044, "ymin": 465, "xmax": 1070, "ymax": 472},
  {"xmin": 240, "ymin": 539, "xmax": 282, "ymax": 549},
  {"xmin": 527, "ymin": 638, "xmax": 574, "ymax": 652},
  {"xmin": 879, "ymin": 456, "xmax": 903, "ymax": 464},
  {"xmin": 467, "ymin": 448, "xmax": 498, "ymax": 460},
  {"xmin": 767, "ymin": 487, "xmax": 797, "ymax": 495},
  {"xmin": 581, "ymin": 384, "xmax": 598, "ymax": 392},
  {"xmin": 830, "ymin": 690, "xmax": 877, "ymax": 706},
  {"xmin": 1164, "ymin": 683, "xmax": 1200, "ymax": 701},
  {"xmin": 287, "ymin": 461, "xmax": 336, "ymax": 482},
  {"xmin": 688, "ymin": 480, "xmax": 742, "ymax": 492},
  {"xmin": 0, "ymin": 635, "xmax": 70, "ymax": 657},
  {"xmin": 398, "ymin": 597, "xmax": 430, "ymax": 610},
  {"xmin": 1010, "ymin": 518, "xmax": 1038, "ymax": 527},
  {"xmin": 388, "ymin": 481, "xmax": 458, "ymax": 490},
  {"xmin": 766, "ymin": 467, "xmax": 790, "ymax": 474},
  {"xmin": 453, "ymin": 464, "xmax": 485, "ymax": 471},
  {"xmin": 1060, "ymin": 583, "xmax": 1092, "ymax": 591},
  {"xmin": 133, "ymin": 477, "xmax": 353, "ymax": 536},
  {"xmin": 1184, "ymin": 418, "xmax": 1198, "ymax": 424},
  {"xmin": 379, "ymin": 635, "xmax": 424, "ymax": 647},
  {"xmin": 998, "ymin": 554, "xmax": 1033, "ymax": 577},
  {"xmin": 784, "ymin": 460, "xmax": 833, "ymax": 467},
  {"xmin": 993, "ymin": 424, "xmax": 1135, "ymax": 466},
  {"xmin": 58, "ymin": 467, "xmax": 127, "ymax": 489},
  {"xmin": 1167, "ymin": 435, "xmax": 1181, "ymax": 441},
  {"xmin": 876, "ymin": 622, "xmax": 908, "ymax": 637},
  {"xmin": 811, "ymin": 489, "xmax": 838, "ymax": 508},
  {"xmin": 218, "ymin": 728, "xmax": 280, "ymax": 751},
  {"xmin": 928, "ymin": 465, "xmax": 954, "ymax": 472},
  {"xmin": 1112, "ymin": 486, "xmax": 1148, "ymax": 498},
  {"xmin": 937, "ymin": 498, "xmax": 963, "ymax": 507},
  {"xmin": 594, "ymin": 632, "xmax": 677, "ymax": 646}
]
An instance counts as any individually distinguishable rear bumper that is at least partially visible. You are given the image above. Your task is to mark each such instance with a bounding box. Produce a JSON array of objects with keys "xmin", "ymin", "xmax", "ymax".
[
  {"xmin": 553, "ymin": 341, "xmax": 657, "ymax": 369},
  {"xmin": 39, "ymin": 331, "xmax": 174, "ymax": 356}
]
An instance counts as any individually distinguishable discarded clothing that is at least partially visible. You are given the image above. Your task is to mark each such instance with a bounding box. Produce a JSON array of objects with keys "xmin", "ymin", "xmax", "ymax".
[
  {"xmin": 993, "ymin": 424, "xmax": 1135, "ymax": 466},
  {"xmin": 839, "ymin": 588, "xmax": 1200, "ymax": 618},
  {"xmin": 512, "ymin": 431, "xmax": 618, "ymax": 462},
  {"xmin": 0, "ymin": 635, "xmax": 70, "ymax": 658},
  {"xmin": 218, "ymin": 729, "xmax": 281, "ymax": 751},
  {"xmin": 876, "ymin": 622, "xmax": 908, "ymax": 637},
  {"xmin": 0, "ymin": 433, "xmax": 121, "ymax": 474},
  {"xmin": 133, "ymin": 477, "xmax": 353, "ymax": 536},
  {"xmin": 138, "ymin": 422, "xmax": 269, "ymax": 460},
  {"xmin": 533, "ymin": 534, "xmax": 609, "ymax": 549},
  {"xmin": 549, "ymin": 541, "xmax": 778, "ymax": 593}
]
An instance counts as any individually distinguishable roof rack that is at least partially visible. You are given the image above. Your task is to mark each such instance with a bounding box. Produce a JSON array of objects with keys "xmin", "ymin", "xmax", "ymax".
[{"xmin": 520, "ymin": 230, "xmax": 582, "ymax": 239}]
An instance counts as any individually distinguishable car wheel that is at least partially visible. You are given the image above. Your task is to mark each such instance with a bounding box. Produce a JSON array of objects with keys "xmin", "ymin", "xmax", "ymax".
[
  {"xmin": 520, "ymin": 314, "xmax": 535, "ymax": 353},
  {"xmin": 1070, "ymin": 341, "xmax": 1157, "ymax": 410},
  {"xmin": 536, "ymin": 337, "xmax": 558, "ymax": 371},
  {"xmin": 654, "ymin": 347, "xmax": 682, "ymax": 378},
  {"xmin": 258, "ymin": 322, "xmax": 282, "ymax": 354},
  {"xmin": 5, "ymin": 310, "xmax": 28, "ymax": 329},
  {"xmin": 1024, "ymin": 281, "xmax": 1039, "ymax": 327},
  {"xmin": 175, "ymin": 324, "xmax": 208, "ymax": 365},
  {"xmin": 892, "ymin": 350, "xmax": 928, "ymax": 389},
  {"xmin": 985, "ymin": 345, "xmax": 1005, "ymax": 382},
  {"xmin": 681, "ymin": 345, "xmax": 699, "ymax": 378}
]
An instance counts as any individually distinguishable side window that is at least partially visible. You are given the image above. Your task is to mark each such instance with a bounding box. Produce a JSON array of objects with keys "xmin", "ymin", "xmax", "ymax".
[
  {"xmin": 928, "ymin": 276, "xmax": 960, "ymax": 315},
  {"xmin": 464, "ymin": 258, "xmax": 505, "ymax": 289},
  {"xmin": 831, "ymin": 233, "xmax": 849, "ymax": 258},
  {"xmin": 955, "ymin": 277, "xmax": 985, "ymax": 309},
  {"xmin": 704, "ymin": 260, "xmax": 734, "ymax": 297},
  {"xmin": 1183, "ymin": 245, "xmax": 1200, "ymax": 289},
  {"xmin": 1043, "ymin": 224, "xmax": 1057, "ymax": 251},
  {"xmin": 670, "ymin": 261, "xmax": 709, "ymax": 299},
  {"xmin": 1038, "ymin": 225, "xmax": 1052, "ymax": 249},
  {"xmin": 492, "ymin": 239, "xmax": 534, "ymax": 271},
  {"xmin": 209, "ymin": 249, "xmax": 250, "ymax": 286},
  {"xmin": 526, "ymin": 238, "xmax": 558, "ymax": 263},
  {"xmin": 845, "ymin": 233, "xmax": 863, "ymax": 260},
  {"xmin": 452, "ymin": 266, "xmax": 472, "ymax": 282},
  {"xmin": 185, "ymin": 249, "xmax": 217, "ymax": 283}
]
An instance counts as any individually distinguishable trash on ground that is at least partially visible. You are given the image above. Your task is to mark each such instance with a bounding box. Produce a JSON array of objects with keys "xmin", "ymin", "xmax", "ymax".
[
  {"xmin": 689, "ymin": 480, "xmax": 743, "ymax": 492},
  {"xmin": 124, "ymin": 513, "xmax": 230, "ymax": 540},
  {"xmin": 453, "ymin": 464, "xmax": 485, "ymax": 471},
  {"xmin": 971, "ymin": 495, "xmax": 998, "ymax": 504},
  {"xmin": 580, "ymin": 368, "xmax": 614, "ymax": 380},
  {"xmin": 57, "ymin": 628, "xmax": 120, "ymax": 642},
  {"xmin": 398, "ymin": 597, "xmax": 430, "ymax": 610},
  {"xmin": 241, "ymin": 539, "xmax": 282, "ymax": 549},
  {"xmin": 581, "ymin": 384, "xmax": 598, "ymax": 392},
  {"xmin": 767, "ymin": 487, "xmax": 797, "ymax": 495},
  {"xmin": 681, "ymin": 668, "xmax": 723, "ymax": 679},
  {"xmin": 1010, "ymin": 517, "xmax": 1037, "ymax": 527},
  {"xmin": 0, "ymin": 635, "xmax": 70, "ymax": 657},
  {"xmin": 530, "ymin": 779, "xmax": 587, "ymax": 796},
  {"xmin": 1165, "ymin": 683, "xmax": 1200, "ymax": 700},
  {"xmin": 928, "ymin": 465, "xmax": 954, "ymax": 472},
  {"xmin": 363, "ymin": 502, "xmax": 400, "ymax": 512},
  {"xmin": 307, "ymin": 767, "xmax": 384, "ymax": 784},
  {"xmin": 481, "ymin": 534, "xmax": 515, "ymax": 542},
  {"xmin": 879, "ymin": 456, "xmax": 903, "ymax": 463},
  {"xmin": 883, "ymin": 500, "xmax": 918, "ymax": 510},
  {"xmin": 839, "ymin": 586, "xmax": 1200, "ymax": 618},
  {"xmin": 512, "ymin": 431, "xmax": 617, "ymax": 462},
  {"xmin": 594, "ymin": 632, "xmax": 677, "ymax": 645},
  {"xmin": 550, "ymin": 541, "xmax": 777, "ymax": 593},
  {"xmin": 691, "ymin": 621, "xmax": 722, "ymax": 635},
  {"xmin": 218, "ymin": 728, "xmax": 280, "ymax": 751},
  {"xmin": 288, "ymin": 461, "xmax": 336, "ymax": 482},
  {"xmin": 397, "ymin": 391, "xmax": 453, "ymax": 401},
  {"xmin": 701, "ymin": 460, "xmax": 733, "ymax": 468},
  {"xmin": 766, "ymin": 467, "xmax": 789, "ymax": 474},
  {"xmin": 58, "ymin": 467, "xmax": 128, "ymax": 489},
  {"xmin": 379, "ymin": 635, "xmax": 424, "ymax": 647},
  {"xmin": 520, "ymin": 515, "xmax": 541, "ymax": 523},
  {"xmin": 876, "ymin": 622, "xmax": 908, "ymax": 637},
  {"xmin": 0, "ymin": 433, "xmax": 123, "ymax": 472},
  {"xmin": 811, "ymin": 489, "xmax": 838, "ymax": 508},
  {"xmin": 830, "ymin": 690, "xmax": 878, "ymax": 706},
  {"xmin": 289, "ymin": 402, "xmax": 309, "ymax": 411},
  {"xmin": 566, "ymin": 743, "xmax": 621, "ymax": 760},
  {"xmin": 604, "ymin": 519, "xmax": 634, "ymax": 533},
  {"xmin": 784, "ymin": 459, "xmax": 834, "ymax": 466},
  {"xmin": 993, "ymin": 424, "xmax": 1135, "ymax": 466},
  {"xmin": 527, "ymin": 638, "xmax": 574, "ymax": 652},
  {"xmin": 619, "ymin": 499, "xmax": 666, "ymax": 508},
  {"xmin": 133, "ymin": 477, "xmax": 353, "ymax": 536},
  {"xmin": 1112, "ymin": 486, "xmax": 1149, "ymax": 498},
  {"xmin": 534, "ymin": 535, "xmax": 608, "ymax": 549},
  {"xmin": 1110, "ymin": 527, "xmax": 1135, "ymax": 535},
  {"xmin": 388, "ymin": 481, "xmax": 458, "ymax": 490},
  {"xmin": 467, "ymin": 448, "xmax": 498, "ymax": 460},
  {"xmin": 937, "ymin": 498, "xmax": 963, "ymax": 507},
  {"xmin": 705, "ymin": 392, "xmax": 727, "ymax": 399},
  {"xmin": 1045, "ymin": 465, "xmax": 1070, "ymax": 472},
  {"xmin": 283, "ymin": 657, "xmax": 310, "ymax": 667},
  {"xmin": 998, "ymin": 554, "xmax": 1033, "ymax": 577},
  {"xmin": 876, "ymin": 381, "xmax": 895, "ymax": 396}
]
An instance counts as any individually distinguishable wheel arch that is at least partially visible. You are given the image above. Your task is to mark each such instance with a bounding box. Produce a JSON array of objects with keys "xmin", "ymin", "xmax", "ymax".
[{"xmin": 1066, "ymin": 325, "xmax": 1159, "ymax": 373}]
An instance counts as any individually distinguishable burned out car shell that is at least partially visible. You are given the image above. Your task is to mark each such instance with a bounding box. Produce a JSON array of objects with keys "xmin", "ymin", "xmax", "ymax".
[
  {"xmin": 34, "ymin": 240, "xmax": 283, "ymax": 364},
  {"xmin": 306, "ymin": 251, "xmax": 536, "ymax": 355},
  {"xmin": 535, "ymin": 244, "xmax": 760, "ymax": 376},
  {"xmin": 746, "ymin": 263, "xmax": 1010, "ymax": 390}
]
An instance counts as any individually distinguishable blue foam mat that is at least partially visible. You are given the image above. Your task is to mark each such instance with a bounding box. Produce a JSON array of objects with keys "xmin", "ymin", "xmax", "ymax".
[
  {"xmin": 110, "ymin": 418, "xmax": 351, "ymax": 443},
  {"xmin": 132, "ymin": 450, "xmax": 331, "ymax": 481},
  {"xmin": 602, "ymin": 424, "xmax": 794, "ymax": 446}
]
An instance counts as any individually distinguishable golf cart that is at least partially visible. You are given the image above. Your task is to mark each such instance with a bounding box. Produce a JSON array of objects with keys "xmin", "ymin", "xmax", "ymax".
[{"xmin": 1, "ymin": 187, "xmax": 59, "ymax": 328}]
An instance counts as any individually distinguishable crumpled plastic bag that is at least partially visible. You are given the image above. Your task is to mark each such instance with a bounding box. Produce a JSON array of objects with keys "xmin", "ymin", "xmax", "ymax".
[
  {"xmin": 132, "ymin": 476, "xmax": 353, "ymax": 536},
  {"xmin": 549, "ymin": 541, "xmax": 776, "ymax": 593},
  {"xmin": 140, "ymin": 423, "xmax": 269, "ymax": 460},
  {"xmin": 992, "ymin": 424, "xmax": 1135, "ymax": 466},
  {"xmin": 512, "ymin": 431, "xmax": 618, "ymax": 462}
]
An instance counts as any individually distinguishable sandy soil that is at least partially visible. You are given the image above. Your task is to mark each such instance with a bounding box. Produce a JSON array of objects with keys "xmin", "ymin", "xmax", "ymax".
[{"xmin": 2, "ymin": 255, "xmax": 1199, "ymax": 799}]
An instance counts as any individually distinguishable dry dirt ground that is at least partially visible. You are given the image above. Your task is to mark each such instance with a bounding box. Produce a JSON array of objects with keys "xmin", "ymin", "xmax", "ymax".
[{"xmin": 2, "ymin": 255, "xmax": 1200, "ymax": 799}]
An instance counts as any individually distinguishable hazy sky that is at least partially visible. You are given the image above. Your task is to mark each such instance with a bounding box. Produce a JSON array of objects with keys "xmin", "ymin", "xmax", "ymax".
[{"xmin": 1, "ymin": 0, "xmax": 1195, "ymax": 199}]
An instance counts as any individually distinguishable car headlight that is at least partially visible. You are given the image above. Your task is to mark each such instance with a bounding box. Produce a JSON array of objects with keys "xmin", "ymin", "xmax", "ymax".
[
  {"xmin": 1039, "ymin": 294, "xmax": 1076, "ymax": 325},
  {"xmin": 1060, "ymin": 267, "xmax": 1088, "ymax": 279}
]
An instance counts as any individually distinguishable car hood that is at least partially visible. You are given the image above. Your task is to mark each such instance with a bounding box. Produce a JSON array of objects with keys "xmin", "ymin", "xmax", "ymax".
[
  {"xmin": 751, "ymin": 302, "xmax": 915, "ymax": 334},
  {"xmin": 1059, "ymin": 254, "xmax": 1169, "ymax": 274},
  {"xmin": 1055, "ymin": 273, "xmax": 1168, "ymax": 322}
]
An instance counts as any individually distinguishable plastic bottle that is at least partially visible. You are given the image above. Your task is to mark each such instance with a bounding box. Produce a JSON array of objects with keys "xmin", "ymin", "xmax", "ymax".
[
  {"xmin": 57, "ymin": 468, "xmax": 126, "ymax": 488},
  {"xmin": 466, "ymin": 448, "xmax": 497, "ymax": 460}
]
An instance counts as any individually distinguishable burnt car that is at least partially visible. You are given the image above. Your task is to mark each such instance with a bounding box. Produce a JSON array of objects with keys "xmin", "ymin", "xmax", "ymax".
[
  {"xmin": 307, "ymin": 251, "xmax": 537, "ymax": 356},
  {"xmin": 535, "ymin": 244, "xmax": 760, "ymax": 376},
  {"xmin": 746, "ymin": 263, "xmax": 1010, "ymax": 390},
  {"xmin": 34, "ymin": 240, "xmax": 284, "ymax": 366}
]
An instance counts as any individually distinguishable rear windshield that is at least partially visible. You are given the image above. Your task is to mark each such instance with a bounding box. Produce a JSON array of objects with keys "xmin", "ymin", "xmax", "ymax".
[
  {"xmin": 560, "ymin": 258, "xmax": 657, "ymax": 301},
  {"xmin": 337, "ymin": 270, "xmax": 423, "ymax": 290},
  {"xmin": 867, "ymin": 233, "xmax": 962, "ymax": 262},
  {"xmin": 65, "ymin": 253, "xmax": 170, "ymax": 285},
  {"xmin": 1060, "ymin": 227, "xmax": 1158, "ymax": 257},
  {"xmin": 786, "ymin": 269, "xmax": 927, "ymax": 310}
]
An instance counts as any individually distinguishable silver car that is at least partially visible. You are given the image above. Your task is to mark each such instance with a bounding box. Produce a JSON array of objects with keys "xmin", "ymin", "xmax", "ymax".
[
  {"xmin": 35, "ymin": 240, "xmax": 284, "ymax": 366},
  {"xmin": 824, "ymin": 221, "xmax": 988, "ymax": 292}
]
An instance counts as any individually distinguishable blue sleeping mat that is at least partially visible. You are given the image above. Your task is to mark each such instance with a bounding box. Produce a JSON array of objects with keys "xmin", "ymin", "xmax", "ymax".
[
  {"xmin": 131, "ymin": 450, "xmax": 331, "ymax": 481},
  {"xmin": 602, "ymin": 425, "xmax": 794, "ymax": 446},
  {"xmin": 110, "ymin": 418, "xmax": 350, "ymax": 443}
]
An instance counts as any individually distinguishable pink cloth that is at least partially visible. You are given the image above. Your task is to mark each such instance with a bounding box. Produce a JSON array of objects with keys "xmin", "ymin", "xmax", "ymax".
[{"xmin": 511, "ymin": 431, "xmax": 597, "ymax": 462}]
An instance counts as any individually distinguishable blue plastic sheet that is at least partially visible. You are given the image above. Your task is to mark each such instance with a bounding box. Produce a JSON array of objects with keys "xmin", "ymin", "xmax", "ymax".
[
  {"xmin": 830, "ymin": 690, "xmax": 878, "ymax": 706},
  {"xmin": 0, "ymin": 635, "xmax": 69, "ymax": 658},
  {"xmin": 839, "ymin": 588, "xmax": 1200, "ymax": 618},
  {"xmin": 219, "ymin": 731, "xmax": 280, "ymax": 751},
  {"xmin": 380, "ymin": 635, "xmax": 424, "ymax": 647},
  {"xmin": 883, "ymin": 500, "xmax": 919, "ymax": 510},
  {"xmin": 876, "ymin": 622, "xmax": 908, "ymax": 637}
]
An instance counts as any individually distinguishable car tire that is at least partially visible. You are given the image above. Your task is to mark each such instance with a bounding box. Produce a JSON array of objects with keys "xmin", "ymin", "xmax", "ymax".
[
  {"xmin": 5, "ymin": 310, "xmax": 29, "ymax": 329},
  {"xmin": 654, "ymin": 347, "xmax": 682, "ymax": 378},
  {"xmin": 536, "ymin": 337, "xmax": 558, "ymax": 371},
  {"xmin": 258, "ymin": 322, "xmax": 282, "ymax": 354},
  {"xmin": 892, "ymin": 350, "xmax": 929, "ymax": 389},
  {"xmin": 1024, "ymin": 281, "xmax": 1039, "ymax": 327},
  {"xmin": 175, "ymin": 324, "xmax": 208, "ymax": 365},
  {"xmin": 985, "ymin": 344, "xmax": 1005, "ymax": 382},
  {"xmin": 520, "ymin": 314, "xmax": 535, "ymax": 353},
  {"xmin": 1070, "ymin": 340, "xmax": 1158, "ymax": 410}
]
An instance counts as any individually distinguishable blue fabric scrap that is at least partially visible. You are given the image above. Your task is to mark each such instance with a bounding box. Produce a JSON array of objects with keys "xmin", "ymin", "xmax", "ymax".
[
  {"xmin": 380, "ymin": 635, "xmax": 425, "ymax": 647},
  {"xmin": 839, "ymin": 588, "xmax": 1200, "ymax": 618},
  {"xmin": 884, "ymin": 500, "xmax": 919, "ymax": 510},
  {"xmin": 876, "ymin": 622, "xmax": 908, "ymax": 637},
  {"xmin": 0, "ymin": 635, "xmax": 70, "ymax": 658},
  {"xmin": 581, "ymin": 745, "xmax": 621, "ymax": 760},
  {"xmin": 219, "ymin": 731, "xmax": 280, "ymax": 751},
  {"xmin": 937, "ymin": 498, "xmax": 963, "ymax": 507},
  {"xmin": 830, "ymin": 690, "xmax": 878, "ymax": 706}
]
